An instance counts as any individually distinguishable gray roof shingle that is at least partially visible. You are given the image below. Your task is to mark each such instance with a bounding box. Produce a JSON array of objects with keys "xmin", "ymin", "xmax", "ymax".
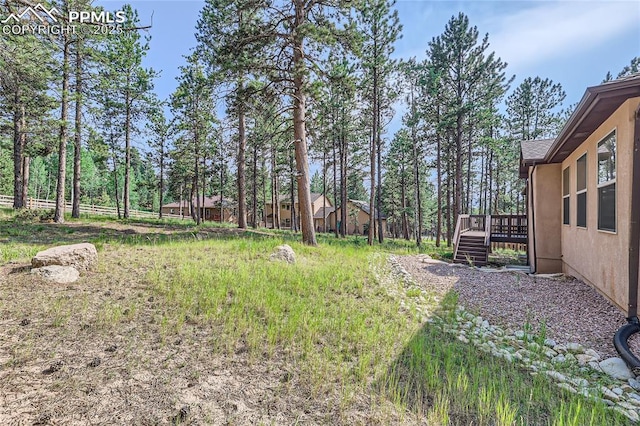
[{"xmin": 521, "ymin": 138, "xmax": 555, "ymax": 162}]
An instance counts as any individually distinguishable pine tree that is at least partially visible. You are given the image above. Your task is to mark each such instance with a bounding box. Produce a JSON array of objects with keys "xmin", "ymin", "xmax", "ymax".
[
  {"xmin": 171, "ymin": 55, "xmax": 217, "ymax": 225},
  {"xmin": 98, "ymin": 5, "xmax": 156, "ymax": 219},
  {"xmin": 428, "ymin": 13, "xmax": 510, "ymax": 224},
  {"xmin": 358, "ymin": 0, "xmax": 401, "ymax": 244}
]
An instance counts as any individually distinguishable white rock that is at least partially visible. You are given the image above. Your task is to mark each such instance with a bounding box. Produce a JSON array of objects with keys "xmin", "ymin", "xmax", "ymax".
[
  {"xmin": 269, "ymin": 244, "xmax": 296, "ymax": 264},
  {"xmin": 544, "ymin": 338, "xmax": 557, "ymax": 347},
  {"xmin": 557, "ymin": 383, "xmax": 577, "ymax": 394},
  {"xmin": 553, "ymin": 344, "xmax": 567, "ymax": 354},
  {"xmin": 599, "ymin": 357, "xmax": 635, "ymax": 381},
  {"xmin": 568, "ymin": 377, "xmax": 589, "ymax": 388},
  {"xmin": 566, "ymin": 343, "xmax": 585, "ymax": 354},
  {"xmin": 617, "ymin": 401, "xmax": 639, "ymax": 411},
  {"xmin": 31, "ymin": 265, "xmax": 80, "ymax": 284},
  {"xmin": 588, "ymin": 361, "xmax": 603, "ymax": 372},
  {"xmin": 552, "ymin": 355, "xmax": 566, "ymax": 364},
  {"xmin": 600, "ymin": 386, "xmax": 621, "ymax": 402},
  {"xmin": 625, "ymin": 408, "xmax": 640, "ymax": 423},
  {"xmin": 576, "ymin": 354, "xmax": 595, "ymax": 366},
  {"xmin": 544, "ymin": 370, "xmax": 567, "ymax": 382},
  {"xmin": 32, "ymin": 243, "xmax": 97, "ymax": 272},
  {"xmin": 629, "ymin": 378, "xmax": 640, "ymax": 392},
  {"xmin": 585, "ymin": 349, "xmax": 601, "ymax": 361},
  {"xmin": 612, "ymin": 387, "xmax": 624, "ymax": 396}
]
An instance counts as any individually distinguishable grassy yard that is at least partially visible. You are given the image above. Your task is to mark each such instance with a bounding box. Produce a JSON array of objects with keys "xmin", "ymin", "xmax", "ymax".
[{"xmin": 0, "ymin": 208, "xmax": 631, "ymax": 424}]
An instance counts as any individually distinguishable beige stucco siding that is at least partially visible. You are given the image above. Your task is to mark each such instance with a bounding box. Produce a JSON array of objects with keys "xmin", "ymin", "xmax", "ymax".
[
  {"xmin": 560, "ymin": 97, "xmax": 640, "ymax": 313},
  {"xmin": 530, "ymin": 163, "xmax": 563, "ymax": 273}
]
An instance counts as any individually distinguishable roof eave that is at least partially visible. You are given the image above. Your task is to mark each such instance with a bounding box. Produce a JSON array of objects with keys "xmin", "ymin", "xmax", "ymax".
[{"xmin": 545, "ymin": 76, "xmax": 640, "ymax": 163}]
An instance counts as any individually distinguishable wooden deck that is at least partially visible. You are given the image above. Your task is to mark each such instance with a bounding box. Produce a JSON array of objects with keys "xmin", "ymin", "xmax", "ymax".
[{"xmin": 453, "ymin": 214, "xmax": 527, "ymax": 265}]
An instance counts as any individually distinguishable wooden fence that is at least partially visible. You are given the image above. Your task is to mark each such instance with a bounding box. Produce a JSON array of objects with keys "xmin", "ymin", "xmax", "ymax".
[{"xmin": 0, "ymin": 194, "xmax": 184, "ymax": 220}]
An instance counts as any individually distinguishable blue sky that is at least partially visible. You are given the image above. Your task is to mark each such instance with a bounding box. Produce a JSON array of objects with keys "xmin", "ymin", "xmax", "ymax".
[{"xmin": 98, "ymin": 0, "xmax": 639, "ymax": 128}]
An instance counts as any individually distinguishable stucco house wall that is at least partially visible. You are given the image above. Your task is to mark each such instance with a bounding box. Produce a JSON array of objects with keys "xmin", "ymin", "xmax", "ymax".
[
  {"xmin": 559, "ymin": 97, "xmax": 640, "ymax": 313},
  {"xmin": 528, "ymin": 163, "xmax": 563, "ymax": 273}
]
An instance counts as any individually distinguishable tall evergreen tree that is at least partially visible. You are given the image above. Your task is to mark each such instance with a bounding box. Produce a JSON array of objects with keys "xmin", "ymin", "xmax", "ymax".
[
  {"xmin": 358, "ymin": 0, "xmax": 401, "ymax": 244},
  {"xmin": 99, "ymin": 5, "xmax": 156, "ymax": 219},
  {"xmin": 428, "ymin": 12, "xmax": 510, "ymax": 225}
]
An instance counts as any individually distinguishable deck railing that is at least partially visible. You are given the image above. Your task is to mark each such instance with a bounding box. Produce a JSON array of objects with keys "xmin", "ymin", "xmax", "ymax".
[
  {"xmin": 454, "ymin": 213, "xmax": 528, "ymax": 258},
  {"xmin": 489, "ymin": 215, "xmax": 527, "ymax": 242}
]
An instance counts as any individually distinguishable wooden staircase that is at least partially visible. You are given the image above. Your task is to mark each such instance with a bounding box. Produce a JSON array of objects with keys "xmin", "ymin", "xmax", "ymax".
[
  {"xmin": 453, "ymin": 215, "xmax": 490, "ymax": 267},
  {"xmin": 452, "ymin": 214, "xmax": 528, "ymax": 267},
  {"xmin": 454, "ymin": 233, "xmax": 489, "ymax": 266}
]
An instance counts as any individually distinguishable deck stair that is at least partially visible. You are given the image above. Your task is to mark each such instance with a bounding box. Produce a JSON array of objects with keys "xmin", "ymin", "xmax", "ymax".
[
  {"xmin": 453, "ymin": 214, "xmax": 527, "ymax": 267},
  {"xmin": 454, "ymin": 233, "xmax": 489, "ymax": 266}
]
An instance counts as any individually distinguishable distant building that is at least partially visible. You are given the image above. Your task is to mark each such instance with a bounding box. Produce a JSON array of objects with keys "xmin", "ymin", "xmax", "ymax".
[
  {"xmin": 329, "ymin": 199, "xmax": 387, "ymax": 236},
  {"xmin": 264, "ymin": 192, "xmax": 333, "ymax": 230},
  {"xmin": 161, "ymin": 195, "xmax": 236, "ymax": 223}
]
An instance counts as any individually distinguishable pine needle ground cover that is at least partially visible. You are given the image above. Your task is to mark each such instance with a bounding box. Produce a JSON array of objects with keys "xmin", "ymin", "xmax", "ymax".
[{"xmin": 0, "ymin": 213, "xmax": 630, "ymax": 424}]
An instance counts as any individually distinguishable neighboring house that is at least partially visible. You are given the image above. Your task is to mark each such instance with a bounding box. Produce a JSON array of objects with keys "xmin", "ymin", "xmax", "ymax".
[
  {"xmin": 520, "ymin": 74, "xmax": 640, "ymax": 317},
  {"xmin": 161, "ymin": 196, "xmax": 237, "ymax": 223},
  {"xmin": 329, "ymin": 199, "xmax": 387, "ymax": 236},
  {"xmin": 264, "ymin": 192, "xmax": 333, "ymax": 229}
]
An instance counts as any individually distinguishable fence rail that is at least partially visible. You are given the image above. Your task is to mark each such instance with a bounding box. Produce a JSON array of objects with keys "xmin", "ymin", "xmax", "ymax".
[{"xmin": 0, "ymin": 194, "xmax": 184, "ymax": 220}]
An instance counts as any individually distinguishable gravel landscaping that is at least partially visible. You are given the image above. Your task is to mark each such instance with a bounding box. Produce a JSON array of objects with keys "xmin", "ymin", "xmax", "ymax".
[
  {"xmin": 391, "ymin": 254, "xmax": 640, "ymax": 423},
  {"xmin": 396, "ymin": 254, "xmax": 630, "ymax": 358}
]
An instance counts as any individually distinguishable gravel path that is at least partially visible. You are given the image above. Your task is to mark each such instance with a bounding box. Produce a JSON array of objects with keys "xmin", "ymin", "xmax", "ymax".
[{"xmin": 397, "ymin": 255, "xmax": 631, "ymax": 358}]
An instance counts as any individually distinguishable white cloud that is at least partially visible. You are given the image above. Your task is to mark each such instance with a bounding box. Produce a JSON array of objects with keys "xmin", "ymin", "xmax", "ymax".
[{"xmin": 486, "ymin": 1, "xmax": 640, "ymax": 72}]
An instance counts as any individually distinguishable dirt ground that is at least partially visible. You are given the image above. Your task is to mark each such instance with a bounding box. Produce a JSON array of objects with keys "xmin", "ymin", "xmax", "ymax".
[{"xmin": 0, "ymin": 222, "xmax": 402, "ymax": 425}]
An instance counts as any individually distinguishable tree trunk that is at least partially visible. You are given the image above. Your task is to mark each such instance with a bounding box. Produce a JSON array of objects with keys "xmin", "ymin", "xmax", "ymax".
[
  {"xmin": 21, "ymin": 156, "xmax": 30, "ymax": 205},
  {"xmin": 292, "ymin": 0, "xmax": 316, "ymax": 246},
  {"xmin": 237, "ymin": 95, "xmax": 247, "ymax": 229},
  {"xmin": 54, "ymin": 37, "xmax": 71, "ymax": 223},
  {"xmin": 123, "ymin": 83, "xmax": 131, "ymax": 219},
  {"xmin": 368, "ymin": 50, "xmax": 378, "ymax": 246},
  {"xmin": 332, "ymin": 132, "xmax": 339, "ymax": 237},
  {"xmin": 158, "ymin": 141, "xmax": 164, "ymax": 219},
  {"xmin": 340, "ymin": 123, "xmax": 348, "ymax": 237},
  {"xmin": 436, "ymin": 115, "xmax": 442, "ymax": 247},
  {"xmin": 401, "ymin": 162, "xmax": 409, "ymax": 240},
  {"xmin": 72, "ymin": 42, "xmax": 83, "ymax": 218},
  {"xmin": 112, "ymin": 147, "xmax": 121, "ymax": 220},
  {"xmin": 271, "ymin": 144, "xmax": 280, "ymax": 229},
  {"xmin": 410, "ymin": 87, "xmax": 422, "ymax": 247},
  {"xmin": 322, "ymin": 148, "xmax": 327, "ymax": 233},
  {"xmin": 220, "ymin": 146, "xmax": 225, "ymax": 223},
  {"xmin": 289, "ymin": 150, "xmax": 297, "ymax": 232},
  {"xmin": 13, "ymin": 91, "xmax": 24, "ymax": 209},
  {"xmin": 252, "ymin": 142, "xmax": 258, "ymax": 228}
]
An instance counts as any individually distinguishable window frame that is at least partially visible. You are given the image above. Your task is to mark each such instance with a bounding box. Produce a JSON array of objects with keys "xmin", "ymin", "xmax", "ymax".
[
  {"xmin": 562, "ymin": 166, "xmax": 570, "ymax": 226},
  {"xmin": 597, "ymin": 130, "xmax": 616, "ymax": 233},
  {"xmin": 576, "ymin": 153, "xmax": 587, "ymax": 228}
]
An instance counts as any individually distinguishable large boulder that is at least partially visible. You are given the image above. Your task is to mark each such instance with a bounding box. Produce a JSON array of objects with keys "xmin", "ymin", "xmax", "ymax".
[
  {"xmin": 269, "ymin": 244, "xmax": 296, "ymax": 264},
  {"xmin": 31, "ymin": 265, "xmax": 80, "ymax": 284},
  {"xmin": 32, "ymin": 243, "xmax": 97, "ymax": 272},
  {"xmin": 599, "ymin": 357, "xmax": 635, "ymax": 381}
]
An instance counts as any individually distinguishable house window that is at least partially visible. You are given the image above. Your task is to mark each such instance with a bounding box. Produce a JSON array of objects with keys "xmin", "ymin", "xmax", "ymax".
[
  {"xmin": 597, "ymin": 131, "xmax": 616, "ymax": 232},
  {"xmin": 563, "ymin": 166, "xmax": 570, "ymax": 225},
  {"xmin": 576, "ymin": 154, "xmax": 587, "ymax": 228},
  {"xmin": 284, "ymin": 204, "xmax": 290, "ymax": 211},
  {"xmin": 170, "ymin": 209, "xmax": 175, "ymax": 214}
]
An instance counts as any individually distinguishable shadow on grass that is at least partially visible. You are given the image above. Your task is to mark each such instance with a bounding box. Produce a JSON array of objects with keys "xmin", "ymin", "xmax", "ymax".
[{"xmin": 376, "ymin": 283, "xmax": 631, "ymax": 425}]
